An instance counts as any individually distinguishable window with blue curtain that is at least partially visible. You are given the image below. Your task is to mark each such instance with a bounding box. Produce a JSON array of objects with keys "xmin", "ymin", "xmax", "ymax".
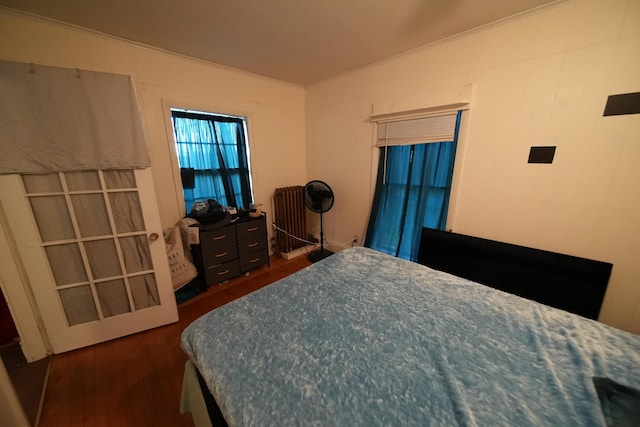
[
  {"xmin": 171, "ymin": 110, "xmax": 253, "ymax": 213},
  {"xmin": 365, "ymin": 111, "xmax": 461, "ymax": 261}
]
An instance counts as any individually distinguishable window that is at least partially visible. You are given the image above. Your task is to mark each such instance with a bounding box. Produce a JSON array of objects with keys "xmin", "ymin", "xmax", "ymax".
[
  {"xmin": 364, "ymin": 111, "xmax": 461, "ymax": 261},
  {"xmin": 171, "ymin": 109, "xmax": 253, "ymax": 213}
]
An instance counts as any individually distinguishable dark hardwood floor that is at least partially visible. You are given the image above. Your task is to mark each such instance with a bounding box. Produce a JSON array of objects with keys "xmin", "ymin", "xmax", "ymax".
[{"xmin": 37, "ymin": 254, "xmax": 312, "ymax": 427}]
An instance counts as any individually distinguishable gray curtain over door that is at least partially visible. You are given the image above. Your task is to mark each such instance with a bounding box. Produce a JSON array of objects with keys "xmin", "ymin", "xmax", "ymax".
[{"xmin": 0, "ymin": 60, "xmax": 150, "ymax": 173}]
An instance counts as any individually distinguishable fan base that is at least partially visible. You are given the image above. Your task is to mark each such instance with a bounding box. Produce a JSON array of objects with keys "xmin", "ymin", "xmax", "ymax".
[{"xmin": 307, "ymin": 249, "xmax": 334, "ymax": 263}]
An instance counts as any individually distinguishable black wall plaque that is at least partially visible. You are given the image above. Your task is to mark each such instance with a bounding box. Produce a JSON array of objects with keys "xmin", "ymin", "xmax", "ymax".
[
  {"xmin": 603, "ymin": 92, "xmax": 640, "ymax": 116},
  {"xmin": 528, "ymin": 146, "xmax": 556, "ymax": 164}
]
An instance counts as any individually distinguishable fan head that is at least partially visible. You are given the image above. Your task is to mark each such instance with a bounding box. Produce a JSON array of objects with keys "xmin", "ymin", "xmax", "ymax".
[{"xmin": 304, "ymin": 180, "xmax": 334, "ymax": 213}]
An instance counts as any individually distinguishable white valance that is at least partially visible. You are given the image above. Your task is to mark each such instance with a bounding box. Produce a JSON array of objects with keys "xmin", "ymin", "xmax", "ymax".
[
  {"xmin": 370, "ymin": 100, "xmax": 468, "ymax": 147},
  {"xmin": 375, "ymin": 112, "xmax": 459, "ymax": 147},
  {"xmin": 0, "ymin": 60, "xmax": 150, "ymax": 174}
]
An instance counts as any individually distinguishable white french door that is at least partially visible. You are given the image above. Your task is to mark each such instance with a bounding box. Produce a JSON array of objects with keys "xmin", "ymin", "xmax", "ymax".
[{"xmin": 0, "ymin": 168, "xmax": 178, "ymax": 353}]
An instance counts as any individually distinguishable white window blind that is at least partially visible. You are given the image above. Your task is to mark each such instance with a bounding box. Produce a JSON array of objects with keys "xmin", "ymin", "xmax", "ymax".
[{"xmin": 375, "ymin": 112, "xmax": 458, "ymax": 147}]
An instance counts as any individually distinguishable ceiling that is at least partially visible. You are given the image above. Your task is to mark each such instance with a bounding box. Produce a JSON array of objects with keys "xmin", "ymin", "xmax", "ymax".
[{"xmin": 1, "ymin": 0, "xmax": 561, "ymax": 85}]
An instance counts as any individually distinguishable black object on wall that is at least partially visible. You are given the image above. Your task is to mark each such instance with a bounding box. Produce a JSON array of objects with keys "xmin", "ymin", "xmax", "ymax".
[
  {"xmin": 180, "ymin": 167, "xmax": 195, "ymax": 189},
  {"xmin": 528, "ymin": 146, "xmax": 556, "ymax": 164},
  {"xmin": 417, "ymin": 227, "xmax": 612, "ymax": 320},
  {"xmin": 603, "ymin": 92, "xmax": 640, "ymax": 116}
]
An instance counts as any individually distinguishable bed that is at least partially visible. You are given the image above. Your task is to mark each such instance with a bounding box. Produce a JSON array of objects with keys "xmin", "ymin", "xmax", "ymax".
[{"xmin": 181, "ymin": 242, "xmax": 640, "ymax": 426}]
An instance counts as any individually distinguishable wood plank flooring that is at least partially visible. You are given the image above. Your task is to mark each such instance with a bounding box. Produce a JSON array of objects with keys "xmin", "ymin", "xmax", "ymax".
[{"xmin": 37, "ymin": 255, "xmax": 312, "ymax": 427}]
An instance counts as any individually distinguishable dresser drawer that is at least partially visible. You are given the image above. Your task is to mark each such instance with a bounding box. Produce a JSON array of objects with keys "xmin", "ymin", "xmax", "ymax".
[
  {"xmin": 201, "ymin": 242, "xmax": 238, "ymax": 266},
  {"xmin": 240, "ymin": 248, "xmax": 269, "ymax": 272},
  {"xmin": 237, "ymin": 236, "xmax": 267, "ymax": 257},
  {"xmin": 236, "ymin": 218, "xmax": 266, "ymax": 240},
  {"xmin": 200, "ymin": 227, "xmax": 237, "ymax": 249},
  {"xmin": 204, "ymin": 260, "xmax": 241, "ymax": 285}
]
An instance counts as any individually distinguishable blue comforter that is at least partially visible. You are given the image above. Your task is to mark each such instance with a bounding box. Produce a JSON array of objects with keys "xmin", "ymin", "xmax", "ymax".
[{"xmin": 182, "ymin": 247, "xmax": 640, "ymax": 426}]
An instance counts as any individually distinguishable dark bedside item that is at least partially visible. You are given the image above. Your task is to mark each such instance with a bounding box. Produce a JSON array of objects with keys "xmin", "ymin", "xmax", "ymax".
[
  {"xmin": 192, "ymin": 215, "xmax": 269, "ymax": 287},
  {"xmin": 593, "ymin": 377, "xmax": 640, "ymax": 427},
  {"xmin": 417, "ymin": 227, "xmax": 613, "ymax": 319}
]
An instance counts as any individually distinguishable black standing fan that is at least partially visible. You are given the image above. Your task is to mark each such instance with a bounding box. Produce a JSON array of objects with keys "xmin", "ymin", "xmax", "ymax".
[{"xmin": 304, "ymin": 180, "xmax": 335, "ymax": 263}]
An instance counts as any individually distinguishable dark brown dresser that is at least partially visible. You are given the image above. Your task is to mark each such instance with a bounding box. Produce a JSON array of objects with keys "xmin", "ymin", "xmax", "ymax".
[{"xmin": 193, "ymin": 214, "xmax": 269, "ymax": 287}]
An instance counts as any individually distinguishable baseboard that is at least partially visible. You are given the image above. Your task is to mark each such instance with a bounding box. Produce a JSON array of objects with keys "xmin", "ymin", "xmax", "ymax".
[{"xmin": 281, "ymin": 244, "xmax": 320, "ymax": 260}]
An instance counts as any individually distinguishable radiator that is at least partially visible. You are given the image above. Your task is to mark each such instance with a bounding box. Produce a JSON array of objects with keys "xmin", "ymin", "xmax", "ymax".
[{"xmin": 273, "ymin": 186, "xmax": 307, "ymax": 253}]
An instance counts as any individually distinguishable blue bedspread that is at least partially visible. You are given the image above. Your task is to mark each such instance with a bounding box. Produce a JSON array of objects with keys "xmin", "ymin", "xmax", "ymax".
[{"xmin": 181, "ymin": 247, "xmax": 640, "ymax": 426}]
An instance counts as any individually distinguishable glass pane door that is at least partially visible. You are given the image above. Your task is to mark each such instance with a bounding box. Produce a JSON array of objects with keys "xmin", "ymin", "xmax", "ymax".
[
  {"xmin": 23, "ymin": 170, "xmax": 160, "ymax": 326},
  {"xmin": 1, "ymin": 168, "xmax": 178, "ymax": 353}
]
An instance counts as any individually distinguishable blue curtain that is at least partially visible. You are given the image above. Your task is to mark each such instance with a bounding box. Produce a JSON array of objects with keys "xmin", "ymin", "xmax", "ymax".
[
  {"xmin": 364, "ymin": 114, "xmax": 460, "ymax": 261},
  {"xmin": 171, "ymin": 111, "xmax": 252, "ymax": 213}
]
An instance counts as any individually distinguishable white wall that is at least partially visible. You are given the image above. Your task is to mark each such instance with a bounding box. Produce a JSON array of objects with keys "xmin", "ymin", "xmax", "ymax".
[{"xmin": 306, "ymin": 0, "xmax": 640, "ymax": 333}]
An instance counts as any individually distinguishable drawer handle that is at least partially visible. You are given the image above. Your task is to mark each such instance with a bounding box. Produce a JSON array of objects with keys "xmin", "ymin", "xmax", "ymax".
[
  {"xmin": 247, "ymin": 242, "xmax": 258, "ymax": 248},
  {"xmin": 249, "ymin": 257, "xmax": 261, "ymax": 263},
  {"xmin": 246, "ymin": 227, "xmax": 258, "ymax": 232},
  {"xmin": 215, "ymin": 251, "xmax": 228, "ymax": 258},
  {"xmin": 217, "ymin": 269, "xmax": 230, "ymax": 276},
  {"xmin": 212, "ymin": 235, "xmax": 226, "ymax": 240}
]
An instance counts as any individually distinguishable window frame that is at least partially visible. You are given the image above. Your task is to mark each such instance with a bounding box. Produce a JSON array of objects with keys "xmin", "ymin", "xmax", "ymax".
[
  {"xmin": 365, "ymin": 109, "xmax": 464, "ymax": 261},
  {"xmin": 163, "ymin": 103, "xmax": 255, "ymax": 217}
]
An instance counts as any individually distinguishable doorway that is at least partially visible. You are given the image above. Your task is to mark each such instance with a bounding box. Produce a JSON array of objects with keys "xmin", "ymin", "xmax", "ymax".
[{"xmin": 0, "ymin": 290, "xmax": 50, "ymax": 426}]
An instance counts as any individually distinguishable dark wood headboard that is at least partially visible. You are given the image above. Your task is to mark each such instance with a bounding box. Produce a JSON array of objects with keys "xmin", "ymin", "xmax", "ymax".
[{"xmin": 417, "ymin": 228, "xmax": 612, "ymax": 319}]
